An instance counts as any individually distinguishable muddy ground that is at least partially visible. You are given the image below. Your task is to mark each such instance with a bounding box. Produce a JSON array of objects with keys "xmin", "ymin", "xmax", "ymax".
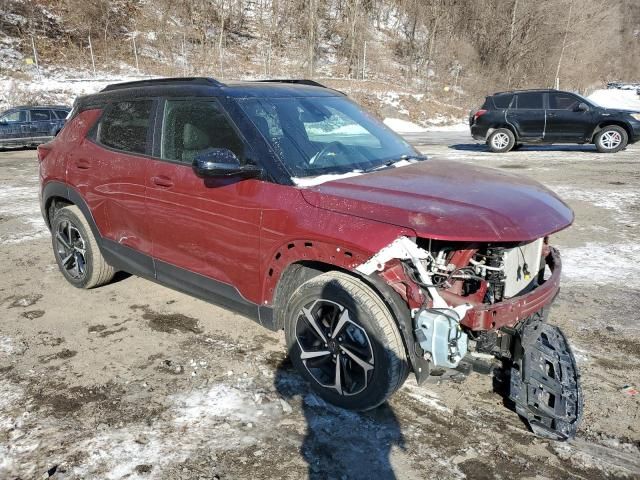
[{"xmin": 1, "ymin": 137, "xmax": 639, "ymax": 479}]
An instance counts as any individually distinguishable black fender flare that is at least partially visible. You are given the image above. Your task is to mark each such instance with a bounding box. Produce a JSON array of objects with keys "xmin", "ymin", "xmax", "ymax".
[{"xmin": 41, "ymin": 181, "xmax": 103, "ymax": 242}]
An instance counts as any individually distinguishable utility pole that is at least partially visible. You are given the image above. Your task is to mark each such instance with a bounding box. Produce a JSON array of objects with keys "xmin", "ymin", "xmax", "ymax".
[
  {"xmin": 31, "ymin": 36, "xmax": 41, "ymax": 80},
  {"xmin": 88, "ymin": 35, "xmax": 97, "ymax": 77},
  {"xmin": 362, "ymin": 40, "xmax": 367, "ymax": 80},
  {"xmin": 555, "ymin": 0, "xmax": 573, "ymax": 90},
  {"xmin": 132, "ymin": 36, "xmax": 139, "ymax": 74}
]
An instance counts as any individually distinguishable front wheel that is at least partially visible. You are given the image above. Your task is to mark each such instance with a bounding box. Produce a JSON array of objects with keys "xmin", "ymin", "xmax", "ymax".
[
  {"xmin": 488, "ymin": 128, "xmax": 516, "ymax": 153},
  {"xmin": 284, "ymin": 271, "xmax": 409, "ymax": 411},
  {"xmin": 594, "ymin": 125, "xmax": 628, "ymax": 153}
]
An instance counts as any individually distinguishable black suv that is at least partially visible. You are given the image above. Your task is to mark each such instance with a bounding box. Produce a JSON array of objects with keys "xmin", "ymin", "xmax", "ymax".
[
  {"xmin": 470, "ymin": 89, "xmax": 640, "ymax": 153},
  {"xmin": 0, "ymin": 105, "xmax": 70, "ymax": 148}
]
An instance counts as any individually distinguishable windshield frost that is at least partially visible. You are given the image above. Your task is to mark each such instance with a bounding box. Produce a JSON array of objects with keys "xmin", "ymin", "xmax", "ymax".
[{"xmin": 238, "ymin": 96, "xmax": 420, "ymax": 179}]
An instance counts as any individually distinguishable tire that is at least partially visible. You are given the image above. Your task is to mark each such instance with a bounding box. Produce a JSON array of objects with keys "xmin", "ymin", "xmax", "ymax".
[
  {"xmin": 284, "ymin": 271, "xmax": 409, "ymax": 411},
  {"xmin": 51, "ymin": 205, "xmax": 115, "ymax": 289},
  {"xmin": 488, "ymin": 128, "xmax": 516, "ymax": 153},
  {"xmin": 594, "ymin": 125, "xmax": 628, "ymax": 153}
]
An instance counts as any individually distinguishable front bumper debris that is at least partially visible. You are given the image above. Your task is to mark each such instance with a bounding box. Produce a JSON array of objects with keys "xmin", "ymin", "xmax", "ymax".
[
  {"xmin": 509, "ymin": 317, "xmax": 582, "ymax": 441},
  {"xmin": 455, "ymin": 248, "xmax": 562, "ymax": 331}
]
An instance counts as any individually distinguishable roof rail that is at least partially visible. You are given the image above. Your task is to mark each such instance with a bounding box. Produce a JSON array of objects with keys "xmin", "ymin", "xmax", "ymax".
[
  {"xmin": 493, "ymin": 88, "xmax": 557, "ymax": 95},
  {"xmin": 253, "ymin": 79, "xmax": 330, "ymax": 88},
  {"xmin": 101, "ymin": 77, "xmax": 224, "ymax": 92}
]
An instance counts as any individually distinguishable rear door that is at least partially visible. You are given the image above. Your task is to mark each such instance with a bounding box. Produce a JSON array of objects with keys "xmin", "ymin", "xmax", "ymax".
[
  {"xmin": 544, "ymin": 92, "xmax": 593, "ymax": 142},
  {"xmin": 506, "ymin": 92, "xmax": 545, "ymax": 139},
  {"xmin": 145, "ymin": 97, "xmax": 263, "ymax": 306},
  {"xmin": 0, "ymin": 109, "xmax": 29, "ymax": 145},
  {"xmin": 29, "ymin": 108, "xmax": 54, "ymax": 142},
  {"xmin": 68, "ymin": 99, "xmax": 154, "ymax": 270}
]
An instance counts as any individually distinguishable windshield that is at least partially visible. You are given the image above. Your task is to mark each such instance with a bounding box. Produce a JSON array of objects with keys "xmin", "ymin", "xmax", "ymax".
[
  {"xmin": 575, "ymin": 92, "xmax": 599, "ymax": 108},
  {"xmin": 238, "ymin": 96, "xmax": 421, "ymax": 179}
]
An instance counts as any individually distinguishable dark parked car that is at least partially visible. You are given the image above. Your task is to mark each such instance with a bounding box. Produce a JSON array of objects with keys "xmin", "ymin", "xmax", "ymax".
[
  {"xmin": 470, "ymin": 89, "xmax": 640, "ymax": 153},
  {"xmin": 39, "ymin": 78, "xmax": 581, "ymax": 440},
  {"xmin": 0, "ymin": 105, "xmax": 70, "ymax": 148}
]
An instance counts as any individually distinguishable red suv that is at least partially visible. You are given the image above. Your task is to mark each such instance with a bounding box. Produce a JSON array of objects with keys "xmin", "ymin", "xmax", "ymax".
[{"xmin": 39, "ymin": 77, "xmax": 581, "ymax": 440}]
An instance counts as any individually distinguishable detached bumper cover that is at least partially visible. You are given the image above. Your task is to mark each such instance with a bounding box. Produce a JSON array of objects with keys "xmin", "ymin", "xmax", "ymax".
[{"xmin": 461, "ymin": 247, "xmax": 562, "ymax": 331}]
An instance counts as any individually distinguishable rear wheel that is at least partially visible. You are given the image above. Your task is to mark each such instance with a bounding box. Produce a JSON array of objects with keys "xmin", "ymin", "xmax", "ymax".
[
  {"xmin": 595, "ymin": 125, "xmax": 627, "ymax": 153},
  {"xmin": 488, "ymin": 128, "xmax": 516, "ymax": 153},
  {"xmin": 284, "ymin": 271, "xmax": 409, "ymax": 411},
  {"xmin": 51, "ymin": 205, "xmax": 115, "ymax": 289}
]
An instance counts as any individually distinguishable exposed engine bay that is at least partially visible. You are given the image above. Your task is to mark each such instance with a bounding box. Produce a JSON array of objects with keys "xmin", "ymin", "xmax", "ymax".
[{"xmin": 357, "ymin": 236, "xmax": 582, "ymax": 441}]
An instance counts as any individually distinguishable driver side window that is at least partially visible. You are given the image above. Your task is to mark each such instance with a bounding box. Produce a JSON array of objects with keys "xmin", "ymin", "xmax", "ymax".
[
  {"xmin": 161, "ymin": 99, "xmax": 245, "ymax": 164},
  {"xmin": 0, "ymin": 110, "xmax": 27, "ymax": 123}
]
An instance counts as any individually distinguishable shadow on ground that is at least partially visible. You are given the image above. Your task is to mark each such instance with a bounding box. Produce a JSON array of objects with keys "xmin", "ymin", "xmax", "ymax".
[
  {"xmin": 274, "ymin": 357, "xmax": 405, "ymax": 480},
  {"xmin": 449, "ymin": 143, "xmax": 599, "ymax": 153}
]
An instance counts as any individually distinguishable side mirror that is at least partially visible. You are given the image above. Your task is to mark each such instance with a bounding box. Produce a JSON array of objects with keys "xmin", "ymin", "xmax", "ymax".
[
  {"xmin": 192, "ymin": 148, "xmax": 261, "ymax": 178},
  {"xmin": 575, "ymin": 102, "xmax": 589, "ymax": 112}
]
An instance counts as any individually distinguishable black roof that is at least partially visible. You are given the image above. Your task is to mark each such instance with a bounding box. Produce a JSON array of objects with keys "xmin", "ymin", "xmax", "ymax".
[
  {"xmin": 8, "ymin": 105, "xmax": 70, "ymax": 110},
  {"xmin": 492, "ymin": 88, "xmax": 559, "ymax": 96},
  {"xmin": 75, "ymin": 77, "xmax": 343, "ymax": 109}
]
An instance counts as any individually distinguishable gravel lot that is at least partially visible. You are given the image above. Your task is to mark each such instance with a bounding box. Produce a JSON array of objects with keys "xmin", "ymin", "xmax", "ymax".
[{"xmin": 1, "ymin": 137, "xmax": 639, "ymax": 479}]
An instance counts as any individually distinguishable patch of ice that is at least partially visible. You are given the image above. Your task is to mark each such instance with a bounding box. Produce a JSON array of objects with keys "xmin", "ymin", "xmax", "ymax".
[
  {"xmin": 401, "ymin": 383, "xmax": 451, "ymax": 413},
  {"xmin": 173, "ymin": 384, "xmax": 258, "ymax": 424},
  {"xmin": 0, "ymin": 336, "xmax": 15, "ymax": 355},
  {"xmin": 561, "ymin": 242, "xmax": 640, "ymax": 287},
  {"xmin": 383, "ymin": 117, "xmax": 427, "ymax": 133}
]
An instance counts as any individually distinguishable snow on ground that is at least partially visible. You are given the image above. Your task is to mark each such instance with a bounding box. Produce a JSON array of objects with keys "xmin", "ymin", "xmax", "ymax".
[
  {"xmin": 587, "ymin": 88, "xmax": 640, "ymax": 111},
  {"xmin": 383, "ymin": 117, "xmax": 427, "ymax": 133},
  {"xmin": 0, "ymin": 179, "xmax": 48, "ymax": 245},
  {"xmin": 561, "ymin": 242, "xmax": 640, "ymax": 287},
  {"xmin": 425, "ymin": 122, "xmax": 468, "ymax": 132}
]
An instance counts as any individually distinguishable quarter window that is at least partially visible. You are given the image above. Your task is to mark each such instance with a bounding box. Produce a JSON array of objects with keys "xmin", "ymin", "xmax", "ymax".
[
  {"xmin": 515, "ymin": 93, "xmax": 543, "ymax": 109},
  {"xmin": 161, "ymin": 99, "xmax": 245, "ymax": 163},
  {"xmin": 548, "ymin": 93, "xmax": 579, "ymax": 110},
  {"xmin": 30, "ymin": 109, "xmax": 51, "ymax": 121},
  {"xmin": 96, "ymin": 100, "xmax": 153, "ymax": 155},
  {"xmin": 54, "ymin": 109, "xmax": 70, "ymax": 119},
  {"xmin": 493, "ymin": 94, "xmax": 514, "ymax": 109}
]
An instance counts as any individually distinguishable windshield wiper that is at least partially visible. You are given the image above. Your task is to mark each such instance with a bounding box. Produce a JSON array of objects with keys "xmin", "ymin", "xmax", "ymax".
[{"xmin": 363, "ymin": 155, "xmax": 427, "ymax": 173}]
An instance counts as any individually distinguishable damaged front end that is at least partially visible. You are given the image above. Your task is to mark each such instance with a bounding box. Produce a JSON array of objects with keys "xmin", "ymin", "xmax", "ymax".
[{"xmin": 357, "ymin": 236, "xmax": 582, "ymax": 441}]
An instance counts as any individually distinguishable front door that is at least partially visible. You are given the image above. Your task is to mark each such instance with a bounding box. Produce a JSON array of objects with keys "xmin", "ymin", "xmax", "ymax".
[
  {"xmin": 0, "ymin": 109, "xmax": 29, "ymax": 145},
  {"xmin": 145, "ymin": 97, "xmax": 263, "ymax": 308},
  {"xmin": 544, "ymin": 92, "xmax": 593, "ymax": 142},
  {"xmin": 506, "ymin": 92, "xmax": 546, "ymax": 139}
]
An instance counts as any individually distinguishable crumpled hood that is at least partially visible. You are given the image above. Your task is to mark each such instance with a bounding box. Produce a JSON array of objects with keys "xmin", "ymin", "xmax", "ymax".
[{"xmin": 300, "ymin": 160, "xmax": 574, "ymax": 242}]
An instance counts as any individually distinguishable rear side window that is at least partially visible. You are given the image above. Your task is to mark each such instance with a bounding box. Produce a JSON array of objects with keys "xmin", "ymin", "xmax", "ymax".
[
  {"xmin": 548, "ymin": 93, "xmax": 579, "ymax": 110},
  {"xmin": 54, "ymin": 109, "xmax": 70, "ymax": 119},
  {"xmin": 492, "ymin": 94, "xmax": 514, "ymax": 109},
  {"xmin": 515, "ymin": 93, "xmax": 543, "ymax": 109},
  {"xmin": 31, "ymin": 109, "xmax": 51, "ymax": 121},
  {"xmin": 97, "ymin": 100, "xmax": 153, "ymax": 155},
  {"xmin": 161, "ymin": 99, "xmax": 245, "ymax": 163}
]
